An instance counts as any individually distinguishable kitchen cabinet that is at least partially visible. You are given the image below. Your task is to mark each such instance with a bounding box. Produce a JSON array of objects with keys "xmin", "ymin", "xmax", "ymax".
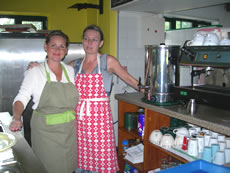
[
  {"xmin": 117, "ymin": 100, "xmax": 187, "ymax": 172},
  {"xmin": 115, "ymin": 92, "xmax": 230, "ymax": 172}
]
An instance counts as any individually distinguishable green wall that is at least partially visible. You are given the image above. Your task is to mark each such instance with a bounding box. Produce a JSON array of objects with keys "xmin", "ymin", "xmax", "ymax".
[{"xmin": 0, "ymin": 0, "xmax": 117, "ymax": 56}]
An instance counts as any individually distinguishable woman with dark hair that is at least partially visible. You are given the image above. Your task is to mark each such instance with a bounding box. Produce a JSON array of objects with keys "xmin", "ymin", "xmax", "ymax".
[
  {"xmin": 9, "ymin": 30, "xmax": 79, "ymax": 173},
  {"xmin": 72, "ymin": 24, "xmax": 139, "ymax": 173}
]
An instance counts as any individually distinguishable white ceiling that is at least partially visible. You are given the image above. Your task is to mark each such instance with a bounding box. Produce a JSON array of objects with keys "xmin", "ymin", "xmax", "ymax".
[{"xmin": 113, "ymin": 0, "xmax": 230, "ymax": 14}]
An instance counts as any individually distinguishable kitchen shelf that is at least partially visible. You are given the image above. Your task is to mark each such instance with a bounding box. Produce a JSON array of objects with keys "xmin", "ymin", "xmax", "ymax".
[
  {"xmin": 119, "ymin": 127, "xmax": 143, "ymax": 141},
  {"xmin": 117, "ymin": 99, "xmax": 188, "ymax": 172}
]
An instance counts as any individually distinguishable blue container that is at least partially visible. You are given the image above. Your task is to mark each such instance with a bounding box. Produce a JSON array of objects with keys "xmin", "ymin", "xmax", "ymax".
[
  {"xmin": 124, "ymin": 162, "xmax": 139, "ymax": 173},
  {"xmin": 137, "ymin": 113, "xmax": 144, "ymax": 137},
  {"xmin": 158, "ymin": 160, "xmax": 230, "ymax": 173}
]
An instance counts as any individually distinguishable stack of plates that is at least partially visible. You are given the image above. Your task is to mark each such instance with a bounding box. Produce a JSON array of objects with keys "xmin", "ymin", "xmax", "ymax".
[{"xmin": 0, "ymin": 133, "xmax": 16, "ymax": 163}]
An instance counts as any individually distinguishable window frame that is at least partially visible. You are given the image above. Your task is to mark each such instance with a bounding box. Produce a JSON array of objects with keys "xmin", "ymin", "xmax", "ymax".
[
  {"xmin": 0, "ymin": 15, "xmax": 47, "ymax": 30},
  {"xmin": 165, "ymin": 17, "xmax": 211, "ymax": 31}
]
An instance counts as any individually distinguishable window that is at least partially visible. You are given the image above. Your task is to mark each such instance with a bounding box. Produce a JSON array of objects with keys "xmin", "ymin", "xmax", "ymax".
[
  {"xmin": 165, "ymin": 17, "xmax": 211, "ymax": 31},
  {"xmin": 0, "ymin": 15, "xmax": 47, "ymax": 30}
]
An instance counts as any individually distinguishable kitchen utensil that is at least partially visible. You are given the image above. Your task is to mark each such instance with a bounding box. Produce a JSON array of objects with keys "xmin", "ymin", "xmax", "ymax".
[
  {"xmin": 187, "ymin": 138, "xmax": 198, "ymax": 157},
  {"xmin": 217, "ymin": 134, "xmax": 225, "ymax": 142},
  {"xmin": 213, "ymin": 151, "xmax": 225, "ymax": 165},
  {"xmin": 202, "ymin": 146, "xmax": 212, "ymax": 162},
  {"xmin": 188, "ymin": 128, "xmax": 197, "ymax": 136},
  {"xmin": 211, "ymin": 144, "xmax": 220, "ymax": 159},
  {"xmin": 219, "ymin": 38, "xmax": 230, "ymax": 45},
  {"xmin": 173, "ymin": 127, "xmax": 189, "ymax": 136},
  {"xmin": 149, "ymin": 130, "xmax": 162, "ymax": 145},
  {"xmin": 211, "ymin": 131, "xmax": 219, "ymax": 138},
  {"xmin": 225, "ymin": 137, "xmax": 230, "ymax": 148},
  {"xmin": 219, "ymin": 141, "xmax": 226, "ymax": 151},
  {"xmin": 143, "ymin": 45, "xmax": 180, "ymax": 103},
  {"xmin": 0, "ymin": 132, "xmax": 16, "ymax": 152},
  {"xmin": 197, "ymin": 136, "xmax": 204, "ymax": 153},
  {"xmin": 124, "ymin": 112, "xmax": 137, "ymax": 131},
  {"xmin": 160, "ymin": 134, "xmax": 175, "ymax": 149},
  {"xmin": 224, "ymin": 148, "xmax": 230, "ymax": 163},
  {"xmin": 189, "ymin": 33, "xmax": 205, "ymax": 46},
  {"xmin": 203, "ymin": 33, "xmax": 219, "ymax": 46},
  {"xmin": 204, "ymin": 134, "xmax": 211, "ymax": 147},
  {"xmin": 186, "ymin": 99, "xmax": 197, "ymax": 114},
  {"xmin": 174, "ymin": 135, "xmax": 185, "ymax": 147},
  {"xmin": 209, "ymin": 137, "xmax": 218, "ymax": 147}
]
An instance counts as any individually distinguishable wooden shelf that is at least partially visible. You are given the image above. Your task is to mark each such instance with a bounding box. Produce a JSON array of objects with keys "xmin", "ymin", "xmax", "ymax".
[
  {"xmin": 146, "ymin": 141, "xmax": 188, "ymax": 163},
  {"xmin": 118, "ymin": 155, "xmax": 144, "ymax": 172},
  {"xmin": 117, "ymin": 99, "xmax": 189, "ymax": 172},
  {"xmin": 119, "ymin": 127, "xmax": 143, "ymax": 141}
]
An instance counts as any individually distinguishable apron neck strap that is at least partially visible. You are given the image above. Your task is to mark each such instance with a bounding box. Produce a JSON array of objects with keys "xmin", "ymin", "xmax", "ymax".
[
  {"xmin": 44, "ymin": 62, "xmax": 71, "ymax": 82},
  {"xmin": 78, "ymin": 53, "xmax": 101, "ymax": 74}
]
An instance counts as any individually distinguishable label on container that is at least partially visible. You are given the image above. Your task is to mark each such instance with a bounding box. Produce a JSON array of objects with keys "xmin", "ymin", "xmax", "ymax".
[{"xmin": 138, "ymin": 114, "xmax": 145, "ymax": 137}]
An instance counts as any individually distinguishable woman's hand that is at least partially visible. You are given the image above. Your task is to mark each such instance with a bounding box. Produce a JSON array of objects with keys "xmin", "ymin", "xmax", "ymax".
[
  {"xmin": 9, "ymin": 119, "xmax": 22, "ymax": 132},
  {"xmin": 27, "ymin": 61, "xmax": 40, "ymax": 70}
]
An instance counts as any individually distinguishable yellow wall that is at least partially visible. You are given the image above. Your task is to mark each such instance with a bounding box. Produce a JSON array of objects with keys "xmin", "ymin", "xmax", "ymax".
[{"xmin": 0, "ymin": 0, "xmax": 117, "ymax": 56}]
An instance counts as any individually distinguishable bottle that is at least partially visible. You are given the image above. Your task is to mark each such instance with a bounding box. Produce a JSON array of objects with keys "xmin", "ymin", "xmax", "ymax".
[
  {"xmin": 122, "ymin": 140, "xmax": 129, "ymax": 156},
  {"xmin": 137, "ymin": 108, "xmax": 145, "ymax": 137}
]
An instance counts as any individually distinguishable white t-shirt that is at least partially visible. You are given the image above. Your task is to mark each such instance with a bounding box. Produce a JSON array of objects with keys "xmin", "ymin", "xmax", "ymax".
[{"xmin": 13, "ymin": 60, "xmax": 75, "ymax": 110}]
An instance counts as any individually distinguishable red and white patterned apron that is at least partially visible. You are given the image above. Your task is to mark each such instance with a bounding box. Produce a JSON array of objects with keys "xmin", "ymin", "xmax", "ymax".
[{"xmin": 75, "ymin": 54, "xmax": 119, "ymax": 173}]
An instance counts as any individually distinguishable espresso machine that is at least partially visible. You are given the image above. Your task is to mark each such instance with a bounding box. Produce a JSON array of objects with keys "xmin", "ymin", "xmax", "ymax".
[{"xmin": 173, "ymin": 41, "xmax": 230, "ymax": 110}]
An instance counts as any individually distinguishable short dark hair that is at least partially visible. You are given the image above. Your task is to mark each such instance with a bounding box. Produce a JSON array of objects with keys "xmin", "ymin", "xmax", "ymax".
[
  {"xmin": 82, "ymin": 24, "xmax": 104, "ymax": 41},
  {"xmin": 45, "ymin": 30, "xmax": 69, "ymax": 47}
]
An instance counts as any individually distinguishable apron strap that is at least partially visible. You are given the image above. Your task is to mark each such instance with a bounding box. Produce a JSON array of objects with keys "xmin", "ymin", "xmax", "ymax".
[
  {"xmin": 78, "ymin": 53, "xmax": 101, "ymax": 74},
  {"xmin": 44, "ymin": 62, "xmax": 71, "ymax": 83}
]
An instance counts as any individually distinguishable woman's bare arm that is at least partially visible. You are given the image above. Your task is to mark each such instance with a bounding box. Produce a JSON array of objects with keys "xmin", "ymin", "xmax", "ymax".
[{"xmin": 107, "ymin": 55, "xmax": 139, "ymax": 90}]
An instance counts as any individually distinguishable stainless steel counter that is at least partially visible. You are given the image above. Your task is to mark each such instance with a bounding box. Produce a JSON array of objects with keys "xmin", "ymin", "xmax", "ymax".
[
  {"xmin": 0, "ymin": 112, "xmax": 47, "ymax": 173},
  {"xmin": 115, "ymin": 92, "xmax": 230, "ymax": 136},
  {"xmin": 12, "ymin": 132, "xmax": 47, "ymax": 173}
]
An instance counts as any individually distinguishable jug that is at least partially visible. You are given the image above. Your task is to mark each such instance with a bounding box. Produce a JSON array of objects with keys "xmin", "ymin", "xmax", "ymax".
[{"xmin": 187, "ymin": 99, "xmax": 197, "ymax": 114}]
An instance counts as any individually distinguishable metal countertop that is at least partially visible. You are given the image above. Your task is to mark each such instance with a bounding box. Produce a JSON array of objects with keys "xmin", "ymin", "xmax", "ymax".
[{"xmin": 0, "ymin": 112, "xmax": 47, "ymax": 173}]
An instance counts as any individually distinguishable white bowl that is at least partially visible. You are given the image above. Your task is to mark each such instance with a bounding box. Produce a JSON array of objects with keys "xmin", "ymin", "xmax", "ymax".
[
  {"xmin": 160, "ymin": 134, "xmax": 175, "ymax": 149},
  {"xmin": 219, "ymin": 38, "xmax": 230, "ymax": 45},
  {"xmin": 149, "ymin": 130, "xmax": 162, "ymax": 145}
]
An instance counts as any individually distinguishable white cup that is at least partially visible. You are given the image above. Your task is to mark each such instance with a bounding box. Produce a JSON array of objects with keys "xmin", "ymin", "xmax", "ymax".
[
  {"xmin": 224, "ymin": 148, "xmax": 230, "ymax": 163},
  {"xmin": 219, "ymin": 38, "xmax": 230, "ymax": 45},
  {"xmin": 213, "ymin": 151, "xmax": 225, "ymax": 165},
  {"xmin": 219, "ymin": 141, "xmax": 226, "ymax": 151},
  {"xmin": 174, "ymin": 135, "xmax": 185, "ymax": 147},
  {"xmin": 173, "ymin": 127, "xmax": 189, "ymax": 136},
  {"xmin": 204, "ymin": 134, "xmax": 211, "ymax": 146},
  {"xmin": 187, "ymin": 138, "xmax": 198, "ymax": 157},
  {"xmin": 203, "ymin": 33, "xmax": 219, "ymax": 46},
  {"xmin": 149, "ymin": 130, "xmax": 163, "ymax": 145},
  {"xmin": 209, "ymin": 137, "xmax": 218, "ymax": 147},
  {"xmin": 189, "ymin": 128, "xmax": 197, "ymax": 136},
  {"xmin": 217, "ymin": 135, "xmax": 225, "ymax": 142},
  {"xmin": 160, "ymin": 134, "xmax": 175, "ymax": 149},
  {"xmin": 225, "ymin": 137, "xmax": 230, "ymax": 148},
  {"xmin": 211, "ymin": 132, "xmax": 219, "ymax": 138},
  {"xmin": 193, "ymin": 126, "xmax": 201, "ymax": 133},
  {"xmin": 189, "ymin": 33, "xmax": 205, "ymax": 46},
  {"xmin": 202, "ymin": 129, "xmax": 211, "ymax": 135},
  {"xmin": 197, "ymin": 136, "xmax": 204, "ymax": 153}
]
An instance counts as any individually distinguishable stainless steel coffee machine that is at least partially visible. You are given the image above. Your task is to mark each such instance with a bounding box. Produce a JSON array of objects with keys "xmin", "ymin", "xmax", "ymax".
[
  {"xmin": 138, "ymin": 44, "xmax": 181, "ymax": 105},
  {"xmin": 174, "ymin": 41, "xmax": 230, "ymax": 110}
]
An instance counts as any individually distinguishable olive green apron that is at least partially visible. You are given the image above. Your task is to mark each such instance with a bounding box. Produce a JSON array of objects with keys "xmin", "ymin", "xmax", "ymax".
[{"xmin": 31, "ymin": 63, "xmax": 79, "ymax": 173}]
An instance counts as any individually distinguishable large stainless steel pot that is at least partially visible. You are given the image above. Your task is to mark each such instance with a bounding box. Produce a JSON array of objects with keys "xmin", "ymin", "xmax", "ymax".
[{"xmin": 144, "ymin": 44, "xmax": 180, "ymax": 103}]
